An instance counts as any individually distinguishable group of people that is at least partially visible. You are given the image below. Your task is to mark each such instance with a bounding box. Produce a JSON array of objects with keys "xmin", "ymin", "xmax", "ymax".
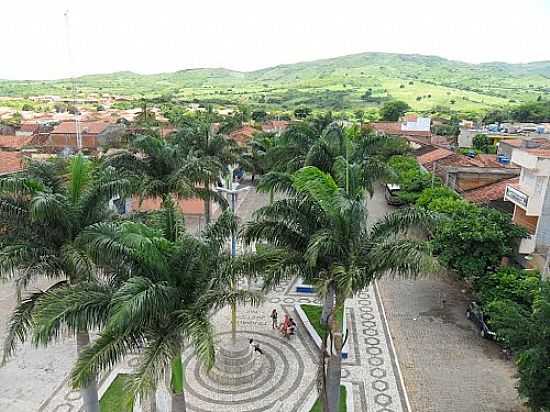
[
  {"xmin": 248, "ymin": 309, "xmax": 298, "ymax": 358},
  {"xmin": 270, "ymin": 309, "xmax": 296, "ymax": 338}
]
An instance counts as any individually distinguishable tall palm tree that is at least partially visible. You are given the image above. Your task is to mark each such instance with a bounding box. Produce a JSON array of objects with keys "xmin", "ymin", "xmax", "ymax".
[
  {"xmin": 173, "ymin": 118, "xmax": 242, "ymax": 224},
  {"xmin": 258, "ymin": 117, "xmax": 407, "ymax": 203},
  {"xmin": 243, "ymin": 166, "xmax": 438, "ymax": 412},
  {"xmin": 103, "ymin": 133, "xmax": 228, "ymax": 223},
  {"xmin": 0, "ymin": 155, "xmax": 131, "ymax": 412},
  {"xmin": 32, "ymin": 201, "xmax": 262, "ymax": 412}
]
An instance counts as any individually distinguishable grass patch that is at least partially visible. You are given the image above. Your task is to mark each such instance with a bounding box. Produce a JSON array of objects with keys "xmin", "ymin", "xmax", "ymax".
[
  {"xmin": 100, "ymin": 374, "xmax": 134, "ymax": 412},
  {"xmin": 310, "ymin": 385, "xmax": 347, "ymax": 411},
  {"xmin": 301, "ymin": 304, "xmax": 344, "ymax": 339}
]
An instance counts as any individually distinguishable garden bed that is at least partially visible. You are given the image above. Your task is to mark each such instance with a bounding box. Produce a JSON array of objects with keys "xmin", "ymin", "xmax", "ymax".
[
  {"xmin": 309, "ymin": 384, "xmax": 351, "ymax": 411},
  {"xmin": 295, "ymin": 303, "xmax": 350, "ymax": 359},
  {"xmin": 100, "ymin": 374, "xmax": 134, "ymax": 412}
]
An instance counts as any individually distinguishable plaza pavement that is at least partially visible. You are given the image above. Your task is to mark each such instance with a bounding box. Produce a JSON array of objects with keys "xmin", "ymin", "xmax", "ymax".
[{"xmin": 0, "ymin": 182, "xmax": 526, "ymax": 412}]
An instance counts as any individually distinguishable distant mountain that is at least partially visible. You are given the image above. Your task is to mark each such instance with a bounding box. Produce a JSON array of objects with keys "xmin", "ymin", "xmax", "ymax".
[{"xmin": 1, "ymin": 52, "xmax": 549, "ymax": 113}]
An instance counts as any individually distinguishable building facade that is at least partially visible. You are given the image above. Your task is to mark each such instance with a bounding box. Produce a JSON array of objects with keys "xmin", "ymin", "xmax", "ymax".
[{"xmin": 504, "ymin": 145, "xmax": 550, "ymax": 274}]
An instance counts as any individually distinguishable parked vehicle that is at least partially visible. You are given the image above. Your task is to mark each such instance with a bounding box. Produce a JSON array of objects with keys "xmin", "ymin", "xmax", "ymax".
[
  {"xmin": 384, "ymin": 183, "xmax": 404, "ymax": 206},
  {"xmin": 466, "ymin": 301, "xmax": 496, "ymax": 340}
]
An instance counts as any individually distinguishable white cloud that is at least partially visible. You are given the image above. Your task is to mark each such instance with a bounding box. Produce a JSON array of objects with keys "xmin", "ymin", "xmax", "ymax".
[{"xmin": 1, "ymin": 0, "xmax": 549, "ymax": 80}]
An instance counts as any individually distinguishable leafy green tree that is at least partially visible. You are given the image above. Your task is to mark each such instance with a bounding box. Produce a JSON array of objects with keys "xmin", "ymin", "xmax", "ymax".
[
  {"xmin": 388, "ymin": 155, "xmax": 433, "ymax": 204},
  {"xmin": 294, "ymin": 107, "xmax": 312, "ymax": 119},
  {"xmin": 423, "ymin": 198, "xmax": 526, "ymax": 279},
  {"xmin": 251, "ymin": 110, "xmax": 267, "ymax": 122},
  {"xmin": 476, "ymin": 267, "xmax": 540, "ymax": 311},
  {"xmin": 511, "ymin": 101, "xmax": 550, "ymax": 123},
  {"xmin": 0, "ymin": 156, "xmax": 131, "ymax": 412},
  {"xmin": 472, "ymin": 133, "xmax": 491, "ymax": 152},
  {"xmin": 487, "ymin": 281, "xmax": 550, "ymax": 411},
  {"xmin": 243, "ymin": 166, "xmax": 437, "ymax": 412},
  {"xmin": 380, "ymin": 100, "xmax": 410, "ymax": 121}
]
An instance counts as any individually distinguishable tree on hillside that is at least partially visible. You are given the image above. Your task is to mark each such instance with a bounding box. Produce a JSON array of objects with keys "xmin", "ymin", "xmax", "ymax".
[
  {"xmin": 294, "ymin": 107, "xmax": 312, "ymax": 119},
  {"xmin": 1, "ymin": 156, "xmax": 131, "ymax": 412},
  {"xmin": 251, "ymin": 110, "xmax": 268, "ymax": 122},
  {"xmin": 380, "ymin": 100, "xmax": 410, "ymax": 121}
]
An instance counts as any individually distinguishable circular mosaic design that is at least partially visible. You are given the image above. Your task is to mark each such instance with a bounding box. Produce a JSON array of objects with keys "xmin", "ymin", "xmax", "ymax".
[{"xmin": 183, "ymin": 331, "xmax": 310, "ymax": 412}]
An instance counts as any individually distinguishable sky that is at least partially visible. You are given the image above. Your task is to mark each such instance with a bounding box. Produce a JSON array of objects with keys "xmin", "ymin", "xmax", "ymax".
[{"xmin": 1, "ymin": 0, "xmax": 550, "ymax": 80}]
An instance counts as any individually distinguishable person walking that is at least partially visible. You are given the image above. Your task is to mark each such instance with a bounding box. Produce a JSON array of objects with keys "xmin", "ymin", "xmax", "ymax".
[{"xmin": 270, "ymin": 308, "xmax": 278, "ymax": 329}]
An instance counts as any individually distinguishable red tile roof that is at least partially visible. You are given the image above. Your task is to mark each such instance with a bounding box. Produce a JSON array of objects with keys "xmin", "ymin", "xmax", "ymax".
[
  {"xmin": 417, "ymin": 148, "xmax": 454, "ymax": 167},
  {"xmin": 371, "ymin": 122, "xmax": 431, "ymax": 137},
  {"xmin": 19, "ymin": 123, "xmax": 40, "ymax": 133},
  {"xmin": 418, "ymin": 149, "xmax": 518, "ymax": 171},
  {"xmin": 372, "ymin": 122, "xmax": 402, "ymax": 135},
  {"xmin": 261, "ymin": 120, "xmax": 290, "ymax": 133},
  {"xmin": 0, "ymin": 135, "xmax": 33, "ymax": 149},
  {"xmin": 0, "ymin": 152, "xmax": 24, "ymax": 175},
  {"xmin": 229, "ymin": 126, "xmax": 258, "ymax": 145},
  {"xmin": 463, "ymin": 177, "xmax": 519, "ymax": 204},
  {"xmin": 52, "ymin": 121, "xmax": 110, "ymax": 135}
]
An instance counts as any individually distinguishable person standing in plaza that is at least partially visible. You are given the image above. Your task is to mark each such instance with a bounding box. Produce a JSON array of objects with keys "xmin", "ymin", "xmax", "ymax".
[{"xmin": 270, "ymin": 308, "xmax": 278, "ymax": 329}]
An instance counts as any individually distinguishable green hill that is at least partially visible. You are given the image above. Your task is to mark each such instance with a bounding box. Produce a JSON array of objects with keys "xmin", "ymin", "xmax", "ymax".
[{"xmin": 1, "ymin": 52, "xmax": 549, "ymax": 113}]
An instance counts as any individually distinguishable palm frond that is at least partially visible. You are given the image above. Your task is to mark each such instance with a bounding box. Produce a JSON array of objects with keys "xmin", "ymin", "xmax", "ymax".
[
  {"xmin": 178, "ymin": 310, "xmax": 215, "ymax": 370},
  {"xmin": 2, "ymin": 281, "xmax": 67, "ymax": 364},
  {"xmin": 367, "ymin": 238, "xmax": 440, "ymax": 281},
  {"xmin": 370, "ymin": 207, "xmax": 441, "ymax": 239},
  {"xmin": 70, "ymin": 329, "xmax": 144, "ymax": 389},
  {"xmin": 124, "ymin": 329, "xmax": 177, "ymax": 400},
  {"xmin": 67, "ymin": 154, "xmax": 92, "ymax": 205},
  {"xmin": 31, "ymin": 282, "xmax": 113, "ymax": 347},
  {"xmin": 202, "ymin": 209, "xmax": 237, "ymax": 250},
  {"xmin": 256, "ymin": 172, "xmax": 296, "ymax": 196}
]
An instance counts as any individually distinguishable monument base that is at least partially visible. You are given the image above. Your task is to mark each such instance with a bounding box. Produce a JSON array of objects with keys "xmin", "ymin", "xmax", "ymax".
[{"xmin": 208, "ymin": 337, "xmax": 263, "ymax": 385}]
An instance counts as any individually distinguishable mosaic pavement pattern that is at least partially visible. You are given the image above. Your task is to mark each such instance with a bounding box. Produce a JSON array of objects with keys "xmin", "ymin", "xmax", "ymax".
[{"xmin": 38, "ymin": 277, "xmax": 409, "ymax": 412}]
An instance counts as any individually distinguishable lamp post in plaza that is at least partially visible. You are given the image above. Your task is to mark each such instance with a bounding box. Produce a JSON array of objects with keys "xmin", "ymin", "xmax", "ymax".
[{"xmin": 215, "ymin": 179, "xmax": 250, "ymax": 342}]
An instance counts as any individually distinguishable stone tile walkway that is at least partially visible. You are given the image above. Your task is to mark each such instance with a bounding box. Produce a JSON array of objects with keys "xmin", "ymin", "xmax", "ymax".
[{"xmin": 15, "ymin": 185, "xmax": 411, "ymax": 412}]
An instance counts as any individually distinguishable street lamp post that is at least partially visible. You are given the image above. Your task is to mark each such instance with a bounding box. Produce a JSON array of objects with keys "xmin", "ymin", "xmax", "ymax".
[{"xmin": 215, "ymin": 182, "xmax": 250, "ymax": 343}]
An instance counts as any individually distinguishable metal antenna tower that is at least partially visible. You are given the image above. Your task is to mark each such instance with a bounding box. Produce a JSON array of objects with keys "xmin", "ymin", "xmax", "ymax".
[{"xmin": 64, "ymin": 10, "xmax": 82, "ymax": 152}]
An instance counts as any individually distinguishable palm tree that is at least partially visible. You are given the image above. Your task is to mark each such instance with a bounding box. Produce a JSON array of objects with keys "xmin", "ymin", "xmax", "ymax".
[
  {"xmin": 173, "ymin": 119, "xmax": 241, "ymax": 223},
  {"xmin": 103, "ymin": 133, "xmax": 228, "ymax": 224},
  {"xmin": 258, "ymin": 117, "xmax": 407, "ymax": 203},
  {"xmin": 32, "ymin": 201, "xmax": 262, "ymax": 411},
  {"xmin": 243, "ymin": 166, "xmax": 438, "ymax": 412},
  {"xmin": 0, "ymin": 155, "xmax": 131, "ymax": 412}
]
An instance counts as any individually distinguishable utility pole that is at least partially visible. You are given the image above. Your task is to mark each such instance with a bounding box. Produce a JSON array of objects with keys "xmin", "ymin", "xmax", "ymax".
[
  {"xmin": 64, "ymin": 10, "xmax": 82, "ymax": 152},
  {"xmin": 215, "ymin": 178, "xmax": 250, "ymax": 343}
]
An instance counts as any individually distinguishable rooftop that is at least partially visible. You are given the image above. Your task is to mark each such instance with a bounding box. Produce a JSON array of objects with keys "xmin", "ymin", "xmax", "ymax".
[
  {"xmin": 463, "ymin": 177, "xmax": 519, "ymax": 204},
  {"xmin": 229, "ymin": 125, "xmax": 258, "ymax": 145},
  {"xmin": 0, "ymin": 152, "xmax": 24, "ymax": 175},
  {"xmin": 52, "ymin": 121, "xmax": 111, "ymax": 135},
  {"xmin": 0, "ymin": 135, "xmax": 34, "ymax": 149}
]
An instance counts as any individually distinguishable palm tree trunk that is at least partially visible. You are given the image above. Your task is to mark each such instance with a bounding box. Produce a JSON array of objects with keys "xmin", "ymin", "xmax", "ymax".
[
  {"xmin": 76, "ymin": 331, "xmax": 100, "ymax": 412},
  {"xmin": 321, "ymin": 283, "xmax": 335, "ymax": 326},
  {"xmin": 269, "ymin": 188, "xmax": 274, "ymax": 205},
  {"xmin": 325, "ymin": 308, "xmax": 343, "ymax": 412},
  {"xmin": 170, "ymin": 353, "xmax": 187, "ymax": 412},
  {"xmin": 318, "ymin": 331, "xmax": 329, "ymax": 412},
  {"xmin": 171, "ymin": 391, "xmax": 187, "ymax": 412}
]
